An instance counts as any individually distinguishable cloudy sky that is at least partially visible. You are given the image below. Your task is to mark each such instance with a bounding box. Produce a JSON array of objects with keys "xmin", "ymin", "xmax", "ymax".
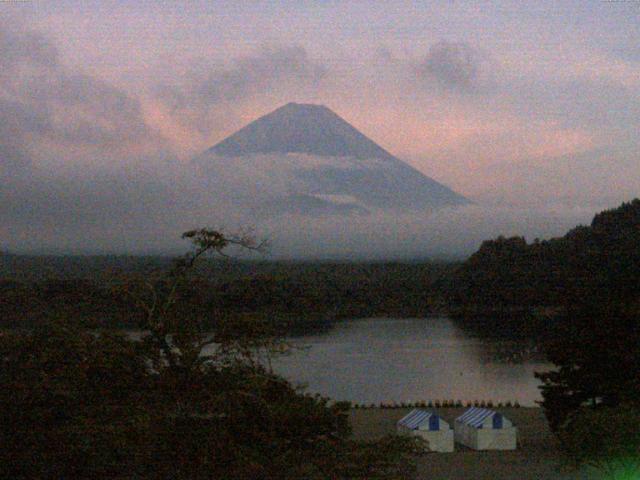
[{"xmin": 1, "ymin": 1, "xmax": 639, "ymax": 257}]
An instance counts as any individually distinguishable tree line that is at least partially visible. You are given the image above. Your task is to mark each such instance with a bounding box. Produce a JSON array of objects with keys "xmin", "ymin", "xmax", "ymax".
[
  {"xmin": 0, "ymin": 259, "xmax": 455, "ymax": 332},
  {"xmin": 446, "ymin": 199, "xmax": 640, "ymax": 312}
]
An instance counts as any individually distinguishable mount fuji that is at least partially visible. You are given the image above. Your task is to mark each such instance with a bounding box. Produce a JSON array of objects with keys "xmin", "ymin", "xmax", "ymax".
[{"xmin": 194, "ymin": 103, "xmax": 468, "ymax": 216}]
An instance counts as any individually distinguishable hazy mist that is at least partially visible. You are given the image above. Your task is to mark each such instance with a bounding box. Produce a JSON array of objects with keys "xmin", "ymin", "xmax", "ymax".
[{"xmin": 1, "ymin": 2, "xmax": 638, "ymax": 258}]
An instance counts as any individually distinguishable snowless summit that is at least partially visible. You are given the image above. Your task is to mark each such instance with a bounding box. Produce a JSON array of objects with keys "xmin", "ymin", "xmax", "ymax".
[
  {"xmin": 209, "ymin": 102, "xmax": 398, "ymax": 161},
  {"xmin": 200, "ymin": 103, "xmax": 469, "ymax": 214}
]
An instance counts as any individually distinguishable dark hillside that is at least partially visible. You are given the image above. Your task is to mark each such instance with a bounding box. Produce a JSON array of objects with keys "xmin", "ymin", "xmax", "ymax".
[{"xmin": 447, "ymin": 199, "xmax": 640, "ymax": 312}]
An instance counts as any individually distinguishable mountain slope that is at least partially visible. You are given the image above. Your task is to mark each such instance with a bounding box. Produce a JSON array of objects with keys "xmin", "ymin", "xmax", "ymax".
[
  {"xmin": 208, "ymin": 103, "xmax": 397, "ymax": 161},
  {"xmin": 197, "ymin": 103, "xmax": 469, "ymax": 215}
]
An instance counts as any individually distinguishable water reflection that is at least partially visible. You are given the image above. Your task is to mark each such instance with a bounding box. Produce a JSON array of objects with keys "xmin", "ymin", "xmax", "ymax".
[{"xmin": 271, "ymin": 317, "xmax": 551, "ymax": 406}]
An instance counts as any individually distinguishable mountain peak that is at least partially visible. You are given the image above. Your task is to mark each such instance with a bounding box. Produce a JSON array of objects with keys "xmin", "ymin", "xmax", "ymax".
[
  {"xmin": 209, "ymin": 103, "xmax": 396, "ymax": 161},
  {"xmin": 201, "ymin": 103, "xmax": 470, "ymax": 212},
  {"xmin": 281, "ymin": 102, "xmax": 329, "ymax": 110}
]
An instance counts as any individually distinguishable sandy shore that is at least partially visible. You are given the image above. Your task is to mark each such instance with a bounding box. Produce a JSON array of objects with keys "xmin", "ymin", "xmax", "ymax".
[{"xmin": 350, "ymin": 407, "xmax": 595, "ymax": 480}]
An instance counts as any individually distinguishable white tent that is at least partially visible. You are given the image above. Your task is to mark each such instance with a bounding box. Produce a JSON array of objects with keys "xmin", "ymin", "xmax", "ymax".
[
  {"xmin": 454, "ymin": 407, "xmax": 517, "ymax": 450},
  {"xmin": 396, "ymin": 409, "xmax": 454, "ymax": 452}
]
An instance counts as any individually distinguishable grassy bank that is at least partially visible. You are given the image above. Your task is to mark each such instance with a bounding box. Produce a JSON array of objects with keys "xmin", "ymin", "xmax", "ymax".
[{"xmin": 350, "ymin": 407, "xmax": 593, "ymax": 480}]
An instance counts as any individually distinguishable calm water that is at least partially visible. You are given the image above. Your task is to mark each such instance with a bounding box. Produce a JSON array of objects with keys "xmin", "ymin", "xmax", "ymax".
[{"xmin": 270, "ymin": 317, "xmax": 552, "ymax": 407}]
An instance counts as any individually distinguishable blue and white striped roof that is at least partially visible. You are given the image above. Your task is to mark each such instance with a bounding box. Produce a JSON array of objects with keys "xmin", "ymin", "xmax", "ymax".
[
  {"xmin": 397, "ymin": 409, "xmax": 441, "ymax": 431},
  {"xmin": 456, "ymin": 407, "xmax": 504, "ymax": 429}
]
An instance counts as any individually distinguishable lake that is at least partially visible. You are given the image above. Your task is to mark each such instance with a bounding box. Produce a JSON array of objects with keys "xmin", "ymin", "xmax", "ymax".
[{"xmin": 270, "ymin": 317, "xmax": 553, "ymax": 407}]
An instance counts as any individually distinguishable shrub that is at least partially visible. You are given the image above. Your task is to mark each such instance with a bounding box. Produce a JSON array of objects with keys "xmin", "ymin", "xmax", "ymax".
[{"xmin": 559, "ymin": 404, "xmax": 640, "ymax": 478}]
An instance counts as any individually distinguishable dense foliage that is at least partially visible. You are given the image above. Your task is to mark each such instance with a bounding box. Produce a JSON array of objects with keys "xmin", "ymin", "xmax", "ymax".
[
  {"xmin": 558, "ymin": 404, "xmax": 640, "ymax": 479},
  {"xmin": 536, "ymin": 299, "xmax": 640, "ymax": 431},
  {"xmin": 0, "ymin": 230, "xmax": 423, "ymax": 479},
  {"xmin": 446, "ymin": 199, "xmax": 640, "ymax": 311}
]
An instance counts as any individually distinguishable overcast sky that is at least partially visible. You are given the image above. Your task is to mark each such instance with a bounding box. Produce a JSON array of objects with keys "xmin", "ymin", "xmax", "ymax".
[{"xmin": 1, "ymin": 1, "xmax": 639, "ymax": 257}]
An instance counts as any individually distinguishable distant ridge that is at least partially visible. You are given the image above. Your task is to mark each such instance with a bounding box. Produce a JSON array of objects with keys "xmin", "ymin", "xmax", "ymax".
[{"xmin": 200, "ymin": 103, "xmax": 469, "ymax": 214}]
